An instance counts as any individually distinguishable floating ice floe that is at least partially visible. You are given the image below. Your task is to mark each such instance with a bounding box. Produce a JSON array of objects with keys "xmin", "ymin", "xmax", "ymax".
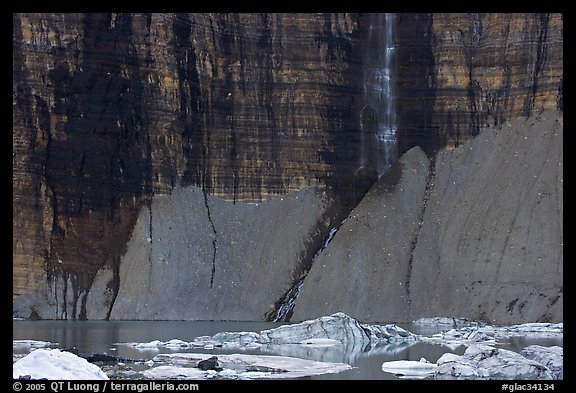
[
  {"xmin": 121, "ymin": 312, "xmax": 418, "ymax": 351},
  {"xmin": 145, "ymin": 353, "xmax": 352, "ymax": 379},
  {"xmin": 119, "ymin": 313, "xmax": 419, "ymax": 365},
  {"xmin": 119, "ymin": 313, "xmax": 419, "ymax": 355},
  {"xmin": 520, "ymin": 345, "xmax": 563, "ymax": 380},
  {"xmin": 488, "ymin": 323, "xmax": 563, "ymax": 339},
  {"xmin": 421, "ymin": 327, "xmax": 497, "ymax": 349},
  {"xmin": 381, "ymin": 358, "xmax": 437, "ymax": 379},
  {"xmin": 13, "ymin": 340, "xmax": 58, "ymax": 348},
  {"xmin": 13, "ymin": 349, "xmax": 109, "ymax": 380},
  {"xmin": 418, "ymin": 321, "xmax": 562, "ymax": 350},
  {"xmin": 298, "ymin": 338, "xmax": 341, "ymax": 346},
  {"xmin": 435, "ymin": 344, "xmax": 556, "ymax": 380}
]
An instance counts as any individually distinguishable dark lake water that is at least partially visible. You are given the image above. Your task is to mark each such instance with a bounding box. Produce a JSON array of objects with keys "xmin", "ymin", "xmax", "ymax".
[{"xmin": 13, "ymin": 320, "xmax": 563, "ymax": 380}]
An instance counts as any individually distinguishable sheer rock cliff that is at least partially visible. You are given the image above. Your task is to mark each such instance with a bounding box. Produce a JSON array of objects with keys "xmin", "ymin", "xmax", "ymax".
[{"xmin": 13, "ymin": 13, "xmax": 562, "ymax": 322}]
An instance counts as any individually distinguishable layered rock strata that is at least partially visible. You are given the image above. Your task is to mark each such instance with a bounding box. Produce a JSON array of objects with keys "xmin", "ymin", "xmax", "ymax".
[
  {"xmin": 13, "ymin": 13, "xmax": 563, "ymax": 322},
  {"xmin": 396, "ymin": 13, "xmax": 563, "ymax": 153}
]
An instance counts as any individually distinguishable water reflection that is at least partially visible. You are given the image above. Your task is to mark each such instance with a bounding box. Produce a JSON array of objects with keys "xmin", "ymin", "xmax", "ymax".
[{"xmin": 13, "ymin": 320, "xmax": 563, "ymax": 380}]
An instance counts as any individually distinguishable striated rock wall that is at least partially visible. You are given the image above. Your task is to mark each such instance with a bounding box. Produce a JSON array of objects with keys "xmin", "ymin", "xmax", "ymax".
[
  {"xmin": 13, "ymin": 12, "xmax": 371, "ymax": 307},
  {"xmin": 13, "ymin": 13, "xmax": 562, "ymax": 321},
  {"xmin": 397, "ymin": 13, "xmax": 563, "ymax": 154}
]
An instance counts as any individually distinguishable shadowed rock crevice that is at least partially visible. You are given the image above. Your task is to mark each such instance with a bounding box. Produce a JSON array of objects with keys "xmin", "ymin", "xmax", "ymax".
[
  {"xmin": 263, "ymin": 183, "xmax": 380, "ymax": 322},
  {"xmin": 405, "ymin": 155, "xmax": 435, "ymax": 311},
  {"xmin": 202, "ymin": 189, "xmax": 218, "ymax": 289}
]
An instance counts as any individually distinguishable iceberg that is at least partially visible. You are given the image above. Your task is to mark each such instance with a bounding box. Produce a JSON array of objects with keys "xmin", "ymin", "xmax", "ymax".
[
  {"xmin": 418, "ymin": 320, "xmax": 562, "ymax": 349},
  {"xmin": 413, "ymin": 317, "xmax": 487, "ymax": 329},
  {"xmin": 119, "ymin": 312, "xmax": 419, "ymax": 365},
  {"xmin": 122, "ymin": 312, "xmax": 418, "ymax": 351},
  {"xmin": 520, "ymin": 345, "xmax": 563, "ymax": 380},
  {"xmin": 13, "ymin": 349, "xmax": 109, "ymax": 380},
  {"xmin": 435, "ymin": 344, "xmax": 554, "ymax": 380}
]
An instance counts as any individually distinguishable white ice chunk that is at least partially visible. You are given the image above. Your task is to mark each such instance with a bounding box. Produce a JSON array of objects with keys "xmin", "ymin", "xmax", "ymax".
[
  {"xmin": 13, "ymin": 349, "xmax": 109, "ymax": 380},
  {"xmin": 298, "ymin": 338, "xmax": 341, "ymax": 346},
  {"xmin": 147, "ymin": 353, "xmax": 352, "ymax": 380},
  {"xmin": 436, "ymin": 344, "xmax": 554, "ymax": 380},
  {"xmin": 381, "ymin": 358, "xmax": 437, "ymax": 378},
  {"xmin": 520, "ymin": 345, "xmax": 563, "ymax": 380},
  {"xmin": 13, "ymin": 340, "xmax": 57, "ymax": 348}
]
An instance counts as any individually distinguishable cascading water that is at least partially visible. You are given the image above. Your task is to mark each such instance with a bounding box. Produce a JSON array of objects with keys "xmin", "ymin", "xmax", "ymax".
[
  {"xmin": 270, "ymin": 14, "xmax": 398, "ymax": 322},
  {"xmin": 359, "ymin": 13, "xmax": 398, "ymax": 177}
]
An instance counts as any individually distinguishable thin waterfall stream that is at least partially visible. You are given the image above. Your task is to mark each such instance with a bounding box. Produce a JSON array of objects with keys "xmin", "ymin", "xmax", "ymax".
[
  {"xmin": 360, "ymin": 12, "xmax": 398, "ymax": 177},
  {"xmin": 271, "ymin": 14, "xmax": 398, "ymax": 322}
]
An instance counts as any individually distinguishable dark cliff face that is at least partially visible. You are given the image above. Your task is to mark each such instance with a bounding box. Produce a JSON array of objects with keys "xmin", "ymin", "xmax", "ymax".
[
  {"xmin": 13, "ymin": 13, "xmax": 563, "ymax": 320},
  {"xmin": 13, "ymin": 12, "xmax": 381, "ymax": 312},
  {"xmin": 396, "ymin": 13, "xmax": 563, "ymax": 154}
]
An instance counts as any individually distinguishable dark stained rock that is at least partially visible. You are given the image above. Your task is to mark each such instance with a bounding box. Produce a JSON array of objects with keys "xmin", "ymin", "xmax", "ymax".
[{"xmin": 197, "ymin": 356, "xmax": 222, "ymax": 371}]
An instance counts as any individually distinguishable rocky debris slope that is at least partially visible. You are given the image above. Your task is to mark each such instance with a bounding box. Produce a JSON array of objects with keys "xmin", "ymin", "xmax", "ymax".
[
  {"xmin": 292, "ymin": 146, "xmax": 431, "ymax": 323},
  {"xmin": 293, "ymin": 111, "xmax": 563, "ymax": 324},
  {"xmin": 14, "ymin": 185, "xmax": 342, "ymax": 320}
]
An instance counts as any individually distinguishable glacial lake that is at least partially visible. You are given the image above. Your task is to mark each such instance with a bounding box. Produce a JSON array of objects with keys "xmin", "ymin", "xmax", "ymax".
[{"xmin": 13, "ymin": 320, "xmax": 563, "ymax": 380}]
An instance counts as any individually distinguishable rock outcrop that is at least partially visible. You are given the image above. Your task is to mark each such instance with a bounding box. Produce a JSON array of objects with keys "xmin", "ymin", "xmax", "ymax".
[
  {"xmin": 293, "ymin": 110, "xmax": 562, "ymax": 324},
  {"xmin": 292, "ymin": 146, "xmax": 431, "ymax": 323}
]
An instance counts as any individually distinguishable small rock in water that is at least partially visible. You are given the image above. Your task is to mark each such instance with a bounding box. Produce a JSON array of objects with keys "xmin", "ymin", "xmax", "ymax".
[{"xmin": 197, "ymin": 356, "xmax": 222, "ymax": 371}]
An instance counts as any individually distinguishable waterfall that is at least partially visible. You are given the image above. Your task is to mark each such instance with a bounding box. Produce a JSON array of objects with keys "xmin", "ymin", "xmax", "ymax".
[
  {"xmin": 360, "ymin": 13, "xmax": 398, "ymax": 177},
  {"xmin": 270, "ymin": 15, "xmax": 398, "ymax": 322}
]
